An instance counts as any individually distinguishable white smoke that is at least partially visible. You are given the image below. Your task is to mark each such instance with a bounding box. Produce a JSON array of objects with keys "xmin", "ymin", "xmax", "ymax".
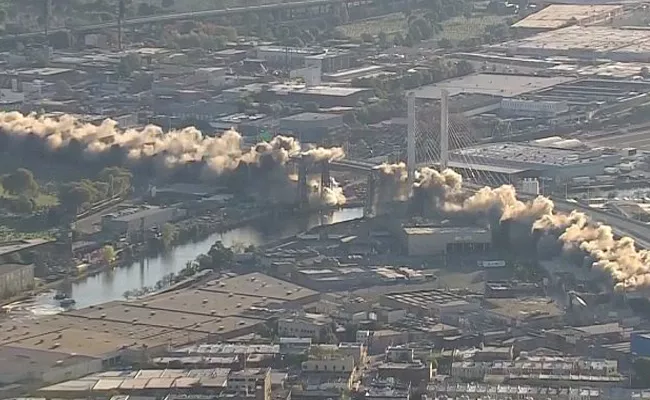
[
  {"xmin": 376, "ymin": 163, "xmax": 650, "ymax": 291},
  {"xmin": 0, "ymin": 112, "xmax": 346, "ymax": 206}
]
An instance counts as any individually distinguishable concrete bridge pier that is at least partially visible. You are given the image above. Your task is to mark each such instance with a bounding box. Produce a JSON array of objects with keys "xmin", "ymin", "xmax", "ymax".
[
  {"xmin": 297, "ymin": 157, "xmax": 309, "ymax": 208},
  {"xmin": 364, "ymin": 170, "xmax": 377, "ymax": 218}
]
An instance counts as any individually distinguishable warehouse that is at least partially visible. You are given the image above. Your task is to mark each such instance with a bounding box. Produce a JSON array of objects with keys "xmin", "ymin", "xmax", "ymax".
[
  {"xmin": 400, "ymin": 224, "xmax": 491, "ymax": 256},
  {"xmin": 492, "ymin": 26, "xmax": 650, "ymax": 62},
  {"xmin": 511, "ymin": 5, "xmax": 623, "ymax": 34},
  {"xmin": 279, "ymin": 112, "xmax": 345, "ymax": 142},
  {"xmin": 0, "ymin": 263, "xmax": 34, "ymax": 299},
  {"xmin": 101, "ymin": 206, "xmax": 186, "ymax": 237},
  {"xmin": 380, "ymin": 289, "xmax": 480, "ymax": 317},
  {"xmin": 449, "ymin": 142, "xmax": 621, "ymax": 182}
]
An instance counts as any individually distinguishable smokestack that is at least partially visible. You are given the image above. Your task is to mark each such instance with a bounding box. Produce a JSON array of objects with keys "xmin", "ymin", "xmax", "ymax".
[
  {"xmin": 297, "ymin": 157, "xmax": 308, "ymax": 208},
  {"xmin": 440, "ymin": 89, "xmax": 449, "ymax": 170},
  {"xmin": 321, "ymin": 161, "xmax": 331, "ymax": 192},
  {"xmin": 407, "ymin": 92, "xmax": 416, "ymax": 191},
  {"xmin": 43, "ymin": 0, "xmax": 51, "ymax": 41},
  {"xmin": 118, "ymin": 0, "xmax": 125, "ymax": 51},
  {"xmin": 365, "ymin": 170, "xmax": 377, "ymax": 218}
]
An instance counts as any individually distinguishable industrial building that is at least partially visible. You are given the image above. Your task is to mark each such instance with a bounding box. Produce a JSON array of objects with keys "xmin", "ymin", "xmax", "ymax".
[
  {"xmin": 400, "ymin": 225, "xmax": 491, "ymax": 256},
  {"xmin": 279, "ymin": 112, "xmax": 346, "ymax": 142},
  {"xmin": 499, "ymin": 99, "xmax": 569, "ymax": 117},
  {"xmin": 380, "ymin": 289, "xmax": 480, "ymax": 317},
  {"xmin": 492, "ymin": 26, "xmax": 650, "ymax": 62},
  {"xmin": 511, "ymin": 4, "xmax": 624, "ymax": 33},
  {"xmin": 255, "ymin": 46, "xmax": 352, "ymax": 72},
  {"xmin": 448, "ymin": 141, "xmax": 621, "ymax": 182},
  {"xmin": 101, "ymin": 206, "xmax": 186, "ymax": 237},
  {"xmin": 0, "ymin": 273, "xmax": 317, "ymax": 389},
  {"xmin": 0, "ymin": 262, "xmax": 34, "ymax": 299}
]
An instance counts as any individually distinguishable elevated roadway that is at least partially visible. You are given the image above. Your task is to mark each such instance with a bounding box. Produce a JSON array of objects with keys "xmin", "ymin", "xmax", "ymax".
[{"xmin": 2, "ymin": 0, "xmax": 343, "ymax": 40}]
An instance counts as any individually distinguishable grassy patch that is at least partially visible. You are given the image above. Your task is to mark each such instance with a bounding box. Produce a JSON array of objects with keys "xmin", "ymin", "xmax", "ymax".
[
  {"xmin": 339, "ymin": 13, "xmax": 509, "ymax": 42},
  {"xmin": 0, "ymin": 226, "xmax": 55, "ymax": 242},
  {"xmin": 434, "ymin": 15, "xmax": 510, "ymax": 42},
  {"xmin": 0, "ymin": 186, "xmax": 59, "ymax": 210},
  {"xmin": 339, "ymin": 13, "xmax": 408, "ymax": 38}
]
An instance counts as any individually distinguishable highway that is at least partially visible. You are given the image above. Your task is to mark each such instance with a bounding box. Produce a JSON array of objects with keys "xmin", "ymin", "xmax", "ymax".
[{"xmin": 2, "ymin": 0, "xmax": 343, "ymax": 40}]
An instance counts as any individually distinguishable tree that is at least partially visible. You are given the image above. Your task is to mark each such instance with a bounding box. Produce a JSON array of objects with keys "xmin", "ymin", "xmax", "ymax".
[
  {"xmin": 101, "ymin": 245, "xmax": 117, "ymax": 264},
  {"xmin": 161, "ymin": 223, "xmax": 177, "ymax": 248},
  {"xmin": 117, "ymin": 53, "xmax": 142, "ymax": 77},
  {"xmin": 59, "ymin": 182, "xmax": 98, "ymax": 213},
  {"xmin": 98, "ymin": 167, "xmax": 132, "ymax": 196},
  {"xmin": 455, "ymin": 60, "xmax": 475, "ymax": 76},
  {"xmin": 207, "ymin": 241, "xmax": 234, "ymax": 268},
  {"xmin": 2, "ymin": 168, "xmax": 38, "ymax": 197}
]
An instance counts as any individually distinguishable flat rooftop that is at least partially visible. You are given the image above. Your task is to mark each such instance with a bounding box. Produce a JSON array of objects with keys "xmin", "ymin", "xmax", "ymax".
[
  {"xmin": 280, "ymin": 112, "xmax": 340, "ymax": 122},
  {"xmin": 486, "ymin": 297, "xmax": 564, "ymax": 320},
  {"xmin": 403, "ymin": 226, "xmax": 489, "ymax": 235},
  {"xmin": 0, "ymin": 238, "xmax": 53, "ymax": 257},
  {"xmin": 512, "ymin": 4, "xmax": 622, "ymax": 30},
  {"xmin": 38, "ymin": 368, "xmax": 229, "ymax": 395},
  {"xmin": 200, "ymin": 272, "xmax": 318, "ymax": 302},
  {"xmin": 493, "ymin": 26, "xmax": 650, "ymax": 59},
  {"xmin": 382, "ymin": 289, "xmax": 473, "ymax": 308},
  {"xmin": 450, "ymin": 142, "xmax": 614, "ymax": 168},
  {"xmin": 412, "ymin": 73, "xmax": 574, "ymax": 100}
]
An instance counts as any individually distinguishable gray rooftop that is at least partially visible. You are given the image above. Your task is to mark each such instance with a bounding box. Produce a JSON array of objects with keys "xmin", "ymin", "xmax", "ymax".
[{"xmin": 412, "ymin": 73, "xmax": 575, "ymax": 100}]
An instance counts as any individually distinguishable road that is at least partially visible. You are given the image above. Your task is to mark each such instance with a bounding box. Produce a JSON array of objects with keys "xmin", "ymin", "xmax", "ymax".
[
  {"xmin": 586, "ymin": 130, "xmax": 650, "ymax": 152},
  {"xmin": 3, "ymin": 0, "xmax": 343, "ymax": 40}
]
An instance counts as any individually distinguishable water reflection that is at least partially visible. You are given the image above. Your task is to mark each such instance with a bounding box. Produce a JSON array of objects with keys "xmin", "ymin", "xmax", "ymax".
[{"xmin": 62, "ymin": 207, "xmax": 362, "ymax": 310}]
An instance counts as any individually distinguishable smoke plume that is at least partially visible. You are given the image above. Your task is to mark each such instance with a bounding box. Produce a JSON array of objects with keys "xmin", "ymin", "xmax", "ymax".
[
  {"xmin": 375, "ymin": 163, "xmax": 650, "ymax": 291},
  {"xmin": 0, "ymin": 112, "xmax": 346, "ymax": 207}
]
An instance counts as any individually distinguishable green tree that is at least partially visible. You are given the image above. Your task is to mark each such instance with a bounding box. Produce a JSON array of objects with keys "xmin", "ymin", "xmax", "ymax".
[
  {"xmin": 161, "ymin": 223, "xmax": 177, "ymax": 248},
  {"xmin": 59, "ymin": 181, "xmax": 99, "ymax": 213},
  {"xmin": 208, "ymin": 241, "xmax": 234, "ymax": 269},
  {"xmin": 98, "ymin": 167, "xmax": 132, "ymax": 196},
  {"xmin": 101, "ymin": 245, "xmax": 117, "ymax": 264},
  {"xmin": 2, "ymin": 168, "xmax": 39, "ymax": 197}
]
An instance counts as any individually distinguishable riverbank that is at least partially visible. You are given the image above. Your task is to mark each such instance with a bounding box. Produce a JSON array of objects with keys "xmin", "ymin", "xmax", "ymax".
[
  {"xmin": 3, "ymin": 206, "xmax": 365, "ymax": 314},
  {"xmin": 0, "ymin": 208, "xmax": 274, "ymax": 308}
]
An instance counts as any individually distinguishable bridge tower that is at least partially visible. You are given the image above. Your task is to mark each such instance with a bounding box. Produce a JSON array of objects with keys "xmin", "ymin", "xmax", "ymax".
[
  {"xmin": 440, "ymin": 89, "xmax": 449, "ymax": 169},
  {"xmin": 406, "ymin": 91, "xmax": 416, "ymax": 190}
]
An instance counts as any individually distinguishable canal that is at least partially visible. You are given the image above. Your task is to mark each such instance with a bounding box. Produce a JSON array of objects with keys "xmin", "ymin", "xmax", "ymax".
[{"xmin": 13, "ymin": 207, "xmax": 364, "ymax": 317}]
